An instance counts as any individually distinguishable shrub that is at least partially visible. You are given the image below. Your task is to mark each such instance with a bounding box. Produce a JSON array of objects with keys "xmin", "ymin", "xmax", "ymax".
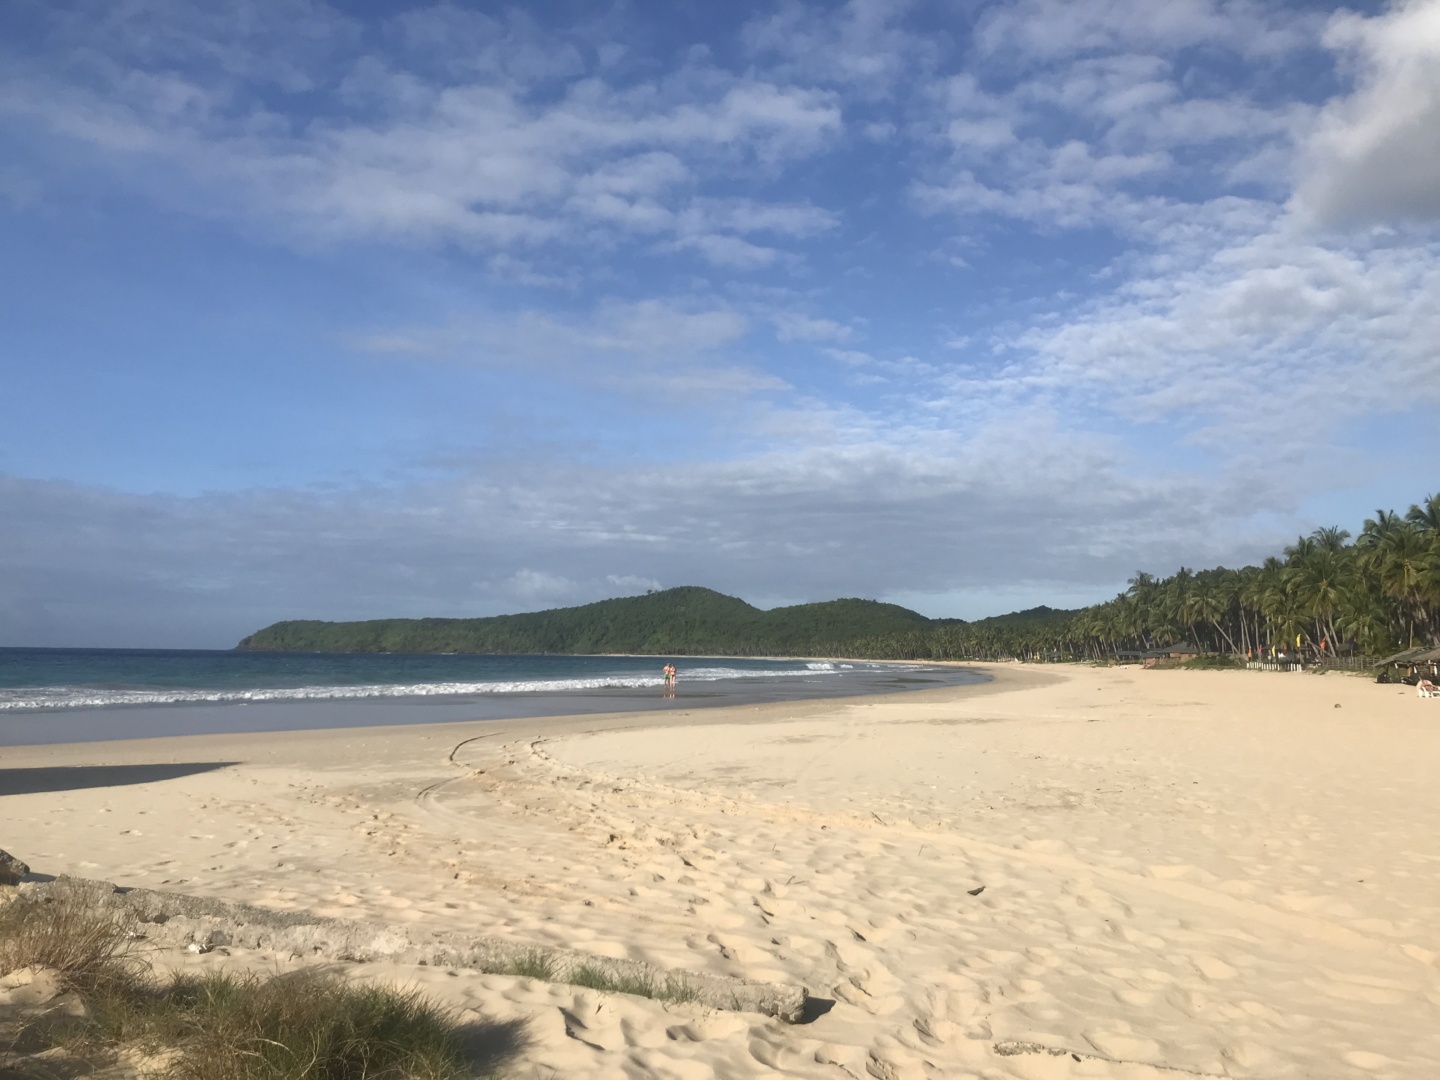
[{"xmin": 1181, "ymin": 654, "xmax": 1239, "ymax": 670}]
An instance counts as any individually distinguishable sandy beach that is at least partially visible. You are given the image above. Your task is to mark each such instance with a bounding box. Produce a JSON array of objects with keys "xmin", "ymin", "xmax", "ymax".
[{"xmin": 4, "ymin": 663, "xmax": 1439, "ymax": 1078}]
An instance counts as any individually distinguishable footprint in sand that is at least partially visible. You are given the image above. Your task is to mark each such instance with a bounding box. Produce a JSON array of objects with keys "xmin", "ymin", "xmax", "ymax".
[
  {"xmin": 1342, "ymin": 1050, "xmax": 1395, "ymax": 1070},
  {"xmin": 705, "ymin": 933, "xmax": 770, "ymax": 965},
  {"xmin": 665, "ymin": 1014, "xmax": 749, "ymax": 1043},
  {"xmin": 1192, "ymin": 954, "xmax": 1238, "ymax": 980},
  {"xmin": 826, "ymin": 938, "xmax": 907, "ymax": 1015},
  {"xmin": 618, "ymin": 1016, "xmax": 672, "ymax": 1049},
  {"xmin": 907, "ymin": 1015, "xmax": 958, "ymax": 1047},
  {"xmin": 1085, "ymin": 1028, "xmax": 1163, "ymax": 1061},
  {"xmin": 734, "ymin": 1029, "xmax": 805, "ymax": 1074},
  {"xmin": 558, "ymin": 1002, "xmax": 623, "ymax": 1053}
]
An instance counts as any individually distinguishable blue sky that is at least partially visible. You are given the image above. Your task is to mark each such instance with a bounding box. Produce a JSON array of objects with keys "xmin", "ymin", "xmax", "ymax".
[{"xmin": 3, "ymin": 0, "xmax": 1439, "ymax": 647}]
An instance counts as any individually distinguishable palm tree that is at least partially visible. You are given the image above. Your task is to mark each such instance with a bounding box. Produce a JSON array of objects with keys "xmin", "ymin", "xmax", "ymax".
[
  {"xmin": 1367, "ymin": 524, "xmax": 1428, "ymax": 647},
  {"xmin": 1191, "ymin": 576, "xmax": 1238, "ymax": 653},
  {"xmin": 1359, "ymin": 509, "xmax": 1404, "ymax": 549},
  {"xmin": 846, "ymin": 491, "xmax": 1436, "ymax": 663},
  {"xmin": 1288, "ymin": 546, "xmax": 1355, "ymax": 651},
  {"xmin": 1406, "ymin": 493, "xmax": 1440, "ymax": 534}
]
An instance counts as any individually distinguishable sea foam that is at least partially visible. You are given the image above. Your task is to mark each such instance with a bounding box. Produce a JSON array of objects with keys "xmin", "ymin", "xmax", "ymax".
[{"xmin": 0, "ymin": 662, "xmax": 849, "ymax": 711}]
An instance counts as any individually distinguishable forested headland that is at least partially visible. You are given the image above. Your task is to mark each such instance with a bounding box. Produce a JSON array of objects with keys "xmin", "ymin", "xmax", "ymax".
[
  {"xmin": 237, "ymin": 588, "xmax": 942, "ymax": 657},
  {"xmin": 238, "ymin": 493, "xmax": 1440, "ymax": 662}
]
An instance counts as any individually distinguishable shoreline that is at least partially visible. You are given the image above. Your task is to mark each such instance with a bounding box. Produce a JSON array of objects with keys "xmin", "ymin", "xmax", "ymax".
[
  {"xmin": 0, "ymin": 662, "xmax": 1027, "ymax": 761},
  {"xmin": 0, "ymin": 656, "xmax": 991, "ymax": 748}
]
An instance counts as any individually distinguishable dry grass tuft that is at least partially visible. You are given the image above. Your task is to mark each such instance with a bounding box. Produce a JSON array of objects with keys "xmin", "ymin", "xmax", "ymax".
[
  {"xmin": 496, "ymin": 950, "xmax": 556, "ymax": 982},
  {"xmin": 0, "ymin": 881, "xmax": 142, "ymax": 996},
  {"xmin": 159, "ymin": 968, "xmax": 482, "ymax": 1080},
  {"xmin": 0, "ymin": 887, "xmax": 524, "ymax": 1079},
  {"xmin": 566, "ymin": 961, "xmax": 702, "ymax": 1005}
]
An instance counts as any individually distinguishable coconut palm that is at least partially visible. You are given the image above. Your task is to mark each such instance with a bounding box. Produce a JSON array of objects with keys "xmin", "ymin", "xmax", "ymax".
[
  {"xmin": 819, "ymin": 492, "xmax": 1437, "ymax": 662},
  {"xmin": 1406, "ymin": 493, "xmax": 1440, "ymax": 534}
]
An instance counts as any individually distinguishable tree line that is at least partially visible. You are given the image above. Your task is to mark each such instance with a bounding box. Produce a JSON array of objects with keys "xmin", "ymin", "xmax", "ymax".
[{"xmin": 840, "ymin": 492, "xmax": 1440, "ymax": 663}]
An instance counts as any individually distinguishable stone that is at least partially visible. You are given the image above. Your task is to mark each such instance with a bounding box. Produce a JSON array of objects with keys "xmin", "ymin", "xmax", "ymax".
[{"xmin": 0, "ymin": 849, "xmax": 29, "ymax": 886}]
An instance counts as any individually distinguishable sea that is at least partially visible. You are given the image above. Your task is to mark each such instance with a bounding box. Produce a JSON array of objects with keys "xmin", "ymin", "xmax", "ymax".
[{"xmin": 0, "ymin": 648, "xmax": 988, "ymax": 746}]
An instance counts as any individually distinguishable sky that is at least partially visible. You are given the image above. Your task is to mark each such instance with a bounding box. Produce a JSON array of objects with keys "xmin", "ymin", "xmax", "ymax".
[{"xmin": 3, "ymin": 0, "xmax": 1440, "ymax": 648}]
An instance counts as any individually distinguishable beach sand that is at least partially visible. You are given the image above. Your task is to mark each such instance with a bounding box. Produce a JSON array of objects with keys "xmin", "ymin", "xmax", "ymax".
[{"xmin": 4, "ymin": 664, "xmax": 1439, "ymax": 1078}]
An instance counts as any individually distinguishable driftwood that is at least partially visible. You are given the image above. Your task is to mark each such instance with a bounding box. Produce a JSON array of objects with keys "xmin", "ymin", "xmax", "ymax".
[{"xmin": 18, "ymin": 877, "xmax": 808, "ymax": 1023}]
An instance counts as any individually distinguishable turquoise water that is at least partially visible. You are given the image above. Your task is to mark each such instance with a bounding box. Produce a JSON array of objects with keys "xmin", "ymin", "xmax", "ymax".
[{"xmin": 0, "ymin": 648, "xmax": 986, "ymax": 745}]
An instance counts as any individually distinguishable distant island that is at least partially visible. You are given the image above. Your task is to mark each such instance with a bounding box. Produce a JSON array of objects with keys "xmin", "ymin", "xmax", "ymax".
[{"xmin": 236, "ymin": 586, "xmax": 1071, "ymax": 658}]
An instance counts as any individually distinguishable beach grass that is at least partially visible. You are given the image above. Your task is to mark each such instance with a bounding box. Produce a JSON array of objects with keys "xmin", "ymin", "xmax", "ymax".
[
  {"xmin": 0, "ymin": 880, "xmax": 143, "ymax": 996},
  {"xmin": 491, "ymin": 946, "xmax": 706, "ymax": 1005},
  {"xmin": 152, "ymin": 969, "xmax": 480, "ymax": 1080},
  {"xmin": 566, "ymin": 961, "xmax": 704, "ymax": 1005},
  {"xmin": 0, "ymin": 889, "xmax": 519, "ymax": 1079},
  {"xmin": 496, "ymin": 949, "xmax": 557, "ymax": 981}
]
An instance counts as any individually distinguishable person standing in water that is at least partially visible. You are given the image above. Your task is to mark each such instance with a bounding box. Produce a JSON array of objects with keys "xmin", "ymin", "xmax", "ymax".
[{"xmin": 663, "ymin": 662, "xmax": 677, "ymax": 696}]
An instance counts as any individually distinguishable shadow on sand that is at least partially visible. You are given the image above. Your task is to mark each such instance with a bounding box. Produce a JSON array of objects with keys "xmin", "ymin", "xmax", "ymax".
[
  {"xmin": 458, "ymin": 1015, "xmax": 532, "ymax": 1075},
  {"xmin": 0, "ymin": 762, "xmax": 239, "ymax": 797}
]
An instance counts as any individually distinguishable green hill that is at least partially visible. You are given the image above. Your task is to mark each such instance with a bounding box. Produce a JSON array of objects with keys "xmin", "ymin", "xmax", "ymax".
[
  {"xmin": 970, "ymin": 605, "xmax": 1079, "ymax": 627},
  {"xmin": 235, "ymin": 586, "xmax": 934, "ymax": 656}
]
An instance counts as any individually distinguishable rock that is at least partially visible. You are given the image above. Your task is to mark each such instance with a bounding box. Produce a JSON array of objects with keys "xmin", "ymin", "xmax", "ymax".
[{"xmin": 0, "ymin": 849, "xmax": 29, "ymax": 886}]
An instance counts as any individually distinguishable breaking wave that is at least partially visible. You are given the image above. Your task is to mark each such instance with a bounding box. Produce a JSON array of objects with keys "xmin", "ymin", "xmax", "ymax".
[{"xmin": 0, "ymin": 663, "xmax": 852, "ymax": 711}]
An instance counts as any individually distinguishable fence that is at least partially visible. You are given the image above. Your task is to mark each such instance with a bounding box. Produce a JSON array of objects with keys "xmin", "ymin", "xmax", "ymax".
[
  {"xmin": 1313, "ymin": 655, "xmax": 1379, "ymax": 671},
  {"xmin": 1245, "ymin": 655, "xmax": 1380, "ymax": 673}
]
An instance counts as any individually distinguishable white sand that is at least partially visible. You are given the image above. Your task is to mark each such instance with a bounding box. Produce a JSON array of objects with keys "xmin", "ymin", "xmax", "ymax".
[{"xmin": 4, "ymin": 664, "xmax": 1440, "ymax": 1078}]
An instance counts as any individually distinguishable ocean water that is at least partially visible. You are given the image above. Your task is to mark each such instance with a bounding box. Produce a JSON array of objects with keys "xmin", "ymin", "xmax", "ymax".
[{"xmin": 0, "ymin": 648, "xmax": 987, "ymax": 745}]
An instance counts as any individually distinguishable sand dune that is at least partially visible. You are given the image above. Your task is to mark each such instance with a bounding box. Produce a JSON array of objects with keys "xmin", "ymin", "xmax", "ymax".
[{"xmin": 4, "ymin": 664, "xmax": 1439, "ymax": 1077}]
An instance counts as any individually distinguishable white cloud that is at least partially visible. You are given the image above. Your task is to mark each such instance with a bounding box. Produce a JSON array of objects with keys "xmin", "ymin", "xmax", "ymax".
[
  {"xmin": 892, "ymin": 1, "xmax": 1440, "ymax": 471},
  {"xmin": 508, "ymin": 568, "xmax": 577, "ymax": 603},
  {"xmin": 996, "ymin": 224, "xmax": 1440, "ymax": 462},
  {"xmin": 0, "ymin": 8, "xmax": 843, "ymax": 267},
  {"xmin": 350, "ymin": 299, "xmax": 783, "ymax": 399},
  {"xmin": 772, "ymin": 312, "xmax": 853, "ymax": 342},
  {"xmin": 1293, "ymin": 0, "xmax": 1440, "ymax": 227},
  {"xmin": 388, "ymin": 4, "xmax": 588, "ymax": 86},
  {"xmin": 605, "ymin": 574, "xmax": 662, "ymax": 594},
  {"xmin": 910, "ymin": 7, "xmax": 1317, "ymax": 235},
  {"xmin": 672, "ymin": 233, "xmax": 783, "ymax": 269},
  {"xmin": 974, "ymin": 0, "xmax": 1319, "ymax": 62},
  {"xmin": 40, "ymin": 0, "xmax": 359, "ymax": 92},
  {"xmin": 741, "ymin": 0, "xmax": 934, "ymax": 96}
]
